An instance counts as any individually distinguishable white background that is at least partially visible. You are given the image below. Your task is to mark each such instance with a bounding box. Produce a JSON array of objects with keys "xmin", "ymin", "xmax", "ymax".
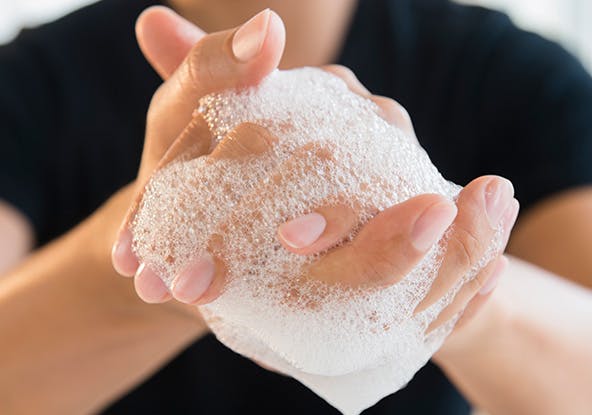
[{"xmin": 0, "ymin": 0, "xmax": 591, "ymax": 72}]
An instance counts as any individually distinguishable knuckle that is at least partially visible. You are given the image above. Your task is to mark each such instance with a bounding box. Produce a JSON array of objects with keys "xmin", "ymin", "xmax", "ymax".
[
  {"xmin": 466, "ymin": 269, "xmax": 488, "ymax": 293},
  {"xmin": 447, "ymin": 226, "xmax": 483, "ymax": 270},
  {"xmin": 233, "ymin": 122, "xmax": 273, "ymax": 142},
  {"xmin": 228, "ymin": 123, "xmax": 277, "ymax": 156},
  {"xmin": 186, "ymin": 40, "xmax": 210, "ymax": 90},
  {"xmin": 466, "ymin": 256, "xmax": 502, "ymax": 293}
]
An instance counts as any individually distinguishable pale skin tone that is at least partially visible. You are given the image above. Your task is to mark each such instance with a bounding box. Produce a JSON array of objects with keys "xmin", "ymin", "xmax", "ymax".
[{"xmin": 0, "ymin": 2, "xmax": 591, "ymax": 414}]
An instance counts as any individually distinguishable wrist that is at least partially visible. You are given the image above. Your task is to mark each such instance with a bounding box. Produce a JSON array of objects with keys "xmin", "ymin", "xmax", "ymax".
[{"xmin": 433, "ymin": 288, "xmax": 512, "ymax": 369}]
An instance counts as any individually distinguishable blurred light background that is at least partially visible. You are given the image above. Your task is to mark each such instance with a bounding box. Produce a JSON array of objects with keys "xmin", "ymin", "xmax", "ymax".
[
  {"xmin": 0, "ymin": 0, "xmax": 591, "ymax": 72},
  {"xmin": 0, "ymin": 0, "xmax": 96, "ymax": 42},
  {"xmin": 457, "ymin": 0, "xmax": 592, "ymax": 72}
]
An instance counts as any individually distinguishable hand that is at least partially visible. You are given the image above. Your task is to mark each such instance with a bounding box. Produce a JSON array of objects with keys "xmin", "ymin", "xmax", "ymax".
[
  {"xmin": 111, "ymin": 7, "xmax": 285, "ymax": 294},
  {"xmin": 267, "ymin": 74, "xmax": 519, "ymax": 338},
  {"xmin": 272, "ymin": 72, "xmax": 519, "ymax": 337}
]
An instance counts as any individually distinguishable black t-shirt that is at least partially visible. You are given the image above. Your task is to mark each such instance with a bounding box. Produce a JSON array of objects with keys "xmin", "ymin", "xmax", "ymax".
[{"xmin": 2, "ymin": 0, "xmax": 592, "ymax": 413}]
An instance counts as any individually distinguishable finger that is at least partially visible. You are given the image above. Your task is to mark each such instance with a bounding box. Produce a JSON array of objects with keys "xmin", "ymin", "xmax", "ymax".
[
  {"xmin": 307, "ymin": 194, "xmax": 458, "ymax": 286},
  {"xmin": 134, "ymin": 263, "xmax": 172, "ymax": 303},
  {"xmin": 321, "ymin": 65, "xmax": 415, "ymax": 136},
  {"xmin": 322, "ymin": 64, "xmax": 371, "ymax": 96},
  {"xmin": 278, "ymin": 204, "xmax": 358, "ymax": 254},
  {"xmin": 136, "ymin": 6, "xmax": 205, "ymax": 80},
  {"xmin": 415, "ymin": 176, "xmax": 515, "ymax": 313},
  {"xmin": 156, "ymin": 113, "xmax": 213, "ymax": 166},
  {"xmin": 170, "ymin": 253, "xmax": 215, "ymax": 304},
  {"xmin": 369, "ymin": 95, "xmax": 415, "ymax": 137},
  {"xmin": 501, "ymin": 198, "xmax": 520, "ymax": 248},
  {"xmin": 453, "ymin": 285, "xmax": 500, "ymax": 334},
  {"xmin": 425, "ymin": 255, "xmax": 508, "ymax": 333},
  {"xmin": 426, "ymin": 200, "xmax": 518, "ymax": 330},
  {"xmin": 112, "ymin": 115, "xmax": 212, "ymax": 277},
  {"xmin": 113, "ymin": 10, "xmax": 286, "ymax": 275},
  {"xmin": 173, "ymin": 142, "xmax": 338, "ymax": 304},
  {"xmin": 140, "ymin": 8, "xmax": 286, "ymax": 180},
  {"xmin": 165, "ymin": 123, "xmax": 277, "ymax": 304},
  {"xmin": 130, "ymin": 122, "xmax": 277, "ymax": 297},
  {"xmin": 111, "ymin": 227, "xmax": 139, "ymax": 277}
]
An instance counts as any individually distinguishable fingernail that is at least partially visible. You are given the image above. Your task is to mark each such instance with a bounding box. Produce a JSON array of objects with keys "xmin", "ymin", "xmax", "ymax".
[
  {"xmin": 232, "ymin": 9, "xmax": 271, "ymax": 62},
  {"xmin": 112, "ymin": 227, "xmax": 139, "ymax": 277},
  {"xmin": 172, "ymin": 254, "xmax": 216, "ymax": 304},
  {"xmin": 411, "ymin": 201, "xmax": 458, "ymax": 251},
  {"xmin": 134, "ymin": 263, "xmax": 171, "ymax": 303},
  {"xmin": 479, "ymin": 256, "xmax": 508, "ymax": 295},
  {"xmin": 484, "ymin": 178, "xmax": 514, "ymax": 228},
  {"xmin": 501, "ymin": 199, "xmax": 520, "ymax": 247},
  {"xmin": 278, "ymin": 212, "xmax": 327, "ymax": 249}
]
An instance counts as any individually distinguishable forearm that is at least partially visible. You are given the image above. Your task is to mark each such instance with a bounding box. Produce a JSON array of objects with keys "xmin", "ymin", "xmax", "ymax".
[
  {"xmin": 436, "ymin": 257, "xmax": 592, "ymax": 415},
  {"xmin": 0, "ymin": 186, "xmax": 207, "ymax": 415},
  {"xmin": 508, "ymin": 187, "xmax": 592, "ymax": 289}
]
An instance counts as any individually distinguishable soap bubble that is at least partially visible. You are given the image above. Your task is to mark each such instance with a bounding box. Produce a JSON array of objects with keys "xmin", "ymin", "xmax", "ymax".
[{"xmin": 132, "ymin": 68, "xmax": 502, "ymax": 414}]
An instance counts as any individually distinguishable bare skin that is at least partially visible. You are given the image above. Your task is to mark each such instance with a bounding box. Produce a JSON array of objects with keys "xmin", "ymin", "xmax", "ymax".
[
  {"xmin": 170, "ymin": 0, "xmax": 358, "ymax": 69},
  {"xmin": 0, "ymin": 4, "xmax": 591, "ymax": 415}
]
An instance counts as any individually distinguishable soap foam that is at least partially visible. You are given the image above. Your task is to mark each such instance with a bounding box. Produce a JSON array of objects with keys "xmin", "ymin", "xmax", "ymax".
[{"xmin": 132, "ymin": 68, "xmax": 503, "ymax": 414}]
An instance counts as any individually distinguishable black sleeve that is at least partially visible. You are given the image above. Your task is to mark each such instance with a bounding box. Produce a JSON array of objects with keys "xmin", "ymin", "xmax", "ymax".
[
  {"xmin": 0, "ymin": 34, "xmax": 57, "ymax": 238},
  {"xmin": 472, "ymin": 16, "xmax": 592, "ymax": 211},
  {"xmin": 0, "ymin": 0, "xmax": 158, "ymax": 245},
  {"xmin": 374, "ymin": 0, "xmax": 592, "ymax": 213}
]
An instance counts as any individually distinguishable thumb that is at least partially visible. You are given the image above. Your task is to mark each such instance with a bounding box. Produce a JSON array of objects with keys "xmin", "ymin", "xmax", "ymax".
[
  {"xmin": 307, "ymin": 195, "xmax": 458, "ymax": 286},
  {"xmin": 140, "ymin": 8, "xmax": 286, "ymax": 179},
  {"xmin": 136, "ymin": 6, "xmax": 205, "ymax": 80}
]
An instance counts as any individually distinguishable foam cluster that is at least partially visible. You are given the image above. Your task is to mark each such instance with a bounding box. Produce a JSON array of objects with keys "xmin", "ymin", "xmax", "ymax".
[{"xmin": 131, "ymin": 68, "xmax": 502, "ymax": 414}]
